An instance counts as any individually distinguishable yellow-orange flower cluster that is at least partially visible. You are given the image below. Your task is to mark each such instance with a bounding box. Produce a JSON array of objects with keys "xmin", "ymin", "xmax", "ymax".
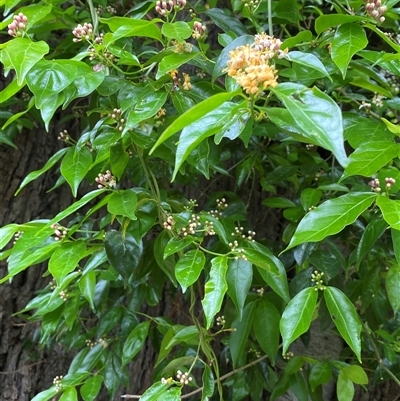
[{"xmin": 226, "ymin": 33, "xmax": 287, "ymax": 95}]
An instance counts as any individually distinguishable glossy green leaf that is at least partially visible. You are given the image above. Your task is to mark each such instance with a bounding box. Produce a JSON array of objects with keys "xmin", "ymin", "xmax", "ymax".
[
  {"xmin": 202, "ymin": 256, "xmax": 228, "ymax": 329},
  {"xmin": 122, "ymin": 321, "xmax": 150, "ymax": 367},
  {"xmin": 175, "ymin": 249, "xmax": 205, "ymax": 292},
  {"xmin": 80, "ymin": 376, "xmax": 103, "ymax": 401},
  {"xmin": 342, "ymin": 141, "xmax": 398, "ymax": 180},
  {"xmin": 289, "ymin": 51, "xmax": 332, "ymax": 82},
  {"xmin": 60, "ymin": 146, "xmax": 93, "ymax": 197},
  {"xmin": 49, "ymin": 240, "xmax": 86, "ymax": 284},
  {"xmin": 382, "ymin": 117, "xmax": 400, "ymax": 136},
  {"xmin": 386, "ymin": 265, "xmax": 400, "ymax": 314},
  {"xmin": 230, "ymin": 301, "xmax": 255, "ymax": 368},
  {"xmin": 356, "ymin": 218, "xmax": 387, "ymax": 268},
  {"xmin": 280, "ymin": 287, "xmax": 318, "ymax": 354},
  {"xmin": 166, "ymin": 325, "xmax": 199, "ymax": 349},
  {"xmin": 0, "ymin": 224, "xmax": 19, "ymax": 250},
  {"xmin": 243, "ymin": 242, "xmax": 290, "ymax": 303},
  {"xmin": 79, "ymin": 271, "xmax": 96, "ymax": 311},
  {"xmin": 16, "ymin": 148, "xmax": 68, "ymax": 195},
  {"xmin": 156, "ymin": 53, "xmax": 200, "ymax": 79},
  {"xmin": 162, "ymin": 22, "xmax": 192, "ymax": 41},
  {"xmin": 342, "ymin": 365, "xmax": 368, "ymax": 385},
  {"xmin": 205, "ymin": 8, "xmax": 248, "ymax": 36},
  {"xmin": 105, "ymin": 231, "xmax": 143, "ymax": 280},
  {"xmin": 314, "ymin": 15, "xmax": 366, "ymax": 35},
  {"xmin": 31, "ymin": 388, "xmax": 58, "ymax": 401},
  {"xmin": 164, "ymin": 236, "xmax": 196, "ymax": 259},
  {"xmin": 173, "ymin": 101, "xmax": 243, "ymax": 180},
  {"xmin": 162, "ymin": 387, "xmax": 182, "ymax": 401},
  {"xmin": 272, "ymin": 83, "xmax": 348, "ymax": 167},
  {"xmin": 331, "ymin": 23, "xmax": 368, "ymax": 78},
  {"xmin": 59, "ymin": 387, "xmax": 78, "ymax": 401},
  {"xmin": 286, "ymin": 193, "xmax": 377, "ymax": 250},
  {"xmin": 300, "ymin": 188, "xmax": 322, "ymax": 211},
  {"xmin": 212, "ymin": 35, "xmax": 254, "ymax": 81},
  {"xmin": 202, "ymin": 365, "xmax": 214, "ymax": 400},
  {"xmin": 139, "ymin": 381, "xmax": 170, "ymax": 401},
  {"xmin": 377, "ymin": 196, "xmax": 400, "ymax": 230},
  {"xmin": 110, "ymin": 142, "xmax": 129, "ymax": 180},
  {"xmin": 262, "ymin": 197, "xmax": 296, "ymax": 208},
  {"xmin": 392, "ymin": 229, "xmax": 400, "ymax": 264},
  {"xmin": 0, "ymin": 38, "xmax": 49, "ymax": 85},
  {"xmin": 324, "ymin": 287, "xmax": 362, "ymax": 362},
  {"xmin": 309, "ymin": 362, "xmax": 332, "ymax": 391},
  {"xmin": 0, "ymin": 75, "xmax": 25, "ymax": 104},
  {"xmin": 107, "ymin": 190, "xmax": 138, "ymax": 220},
  {"xmin": 282, "ymin": 30, "xmax": 312, "ymax": 49},
  {"xmin": 226, "ymin": 258, "xmax": 252, "ymax": 320},
  {"xmin": 337, "ymin": 371, "xmax": 354, "ymax": 401},
  {"xmin": 253, "ymin": 299, "xmax": 280, "ymax": 365},
  {"xmin": 26, "ymin": 60, "xmax": 77, "ymax": 109},
  {"xmin": 150, "ymin": 90, "xmax": 239, "ymax": 153}
]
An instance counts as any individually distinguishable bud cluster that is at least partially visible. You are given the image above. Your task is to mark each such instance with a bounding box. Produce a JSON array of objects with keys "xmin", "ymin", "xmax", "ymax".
[
  {"xmin": 72, "ymin": 22, "xmax": 93, "ymax": 42},
  {"xmin": 209, "ymin": 198, "xmax": 228, "ymax": 219},
  {"xmin": 86, "ymin": 337, "xmax": 108, "ymax": 349},
  {"xmin": 8, "ymin": 13, "xmax": 28, "ymax": 37},
  {"xmin": 203, "ymin": 220, "xmax": 216, "ymax": 236},
  {"xmin": 243, "ymin": 0, "xmax": 261, "ymax": 11},
  {"xmin": 108, "ymin": 108, "xmax": 125, "ymax": 131},
  {"xmin": 385, "ymin": 177, "xmax": 396, "ymax": 188},
  {"xmin": 253, "ymin": 33, "xmax": 288, "ymax": 59},
  {"xmin": 49, "ymin": 279, "xmax": 57, "ymax": 291},
  {"xmin": 155, "ymin": 0, "xmax": 187, "ymax": 16},
  {"xmin": 161, "ymin": 377, "xmax": 173, "ymax": 384},
  {"xmin": 182, "ymin": 73, "xmax": 192, "ymax": 90},
  {"xmin": 163, "ymin": 215, "xmax": 175, "ymax": 231},
  {"xmin": 311, "ymin": 270, "xmax": 326, "ymax": 291},
  {"xmin": 192, "ymin": 21, "xmax": 206, "ymax": 39},
  {"xmin": 229, "ymin": 240, "xmax": 248, "ymax": 260},
  {"xmin": 372, "ymin": 92, "xmax": 386, "ymax": 107},
  {"xmin": 231, "ymin": 226, "xmax": 256, "ymax": 242},
  {"xmin": 364, "ymin": 0, "xmax": 387, "ymax": 23},
  {"xmin": 283, "ymin": 351, "xmax": 294, "ymax": 360},
  {"xmin": 95, "ymin": 170, "xmax": 117, "ymax": 189},
  {"xmin": 13, "ymin": 231, "xmax": 23, "ymax": 244},
  {"xmin": 368, "ymin": 178, "xmax": 381, "ymax": 192},
  {"xmin": 176, "ymin": 370, "xmax": 192, "ymax": 385},
  {"xmin": 53, "ymin": 376, "xmax": 63, "ymax": 392},
  {"xmin": 58, "ymin": 129, "xmax": 71, "ymax": 143},
  {"xmin": 216, "ymin": 315, "xmax": 226, "ymax": 326},
  {"xmin": 172, "ymin": 40, "xmax": 193, "ymax": 53},
  {"xmin": 51, "ymin": 224, "xmax": 68, "ymax": 241},
  {"xmin": 179, "ymin": 215, "xmax": 200, "ymax": 237},
  {"xmin": 59, "ymin": 290, "xmax": 68, "ymax": 301},
  {"xmin": 96, "ymin": 5, "xmax": 117, "ymax": 15}
]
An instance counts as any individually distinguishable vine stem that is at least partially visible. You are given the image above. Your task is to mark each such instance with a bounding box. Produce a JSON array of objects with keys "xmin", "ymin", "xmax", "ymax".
[
  {"xmin": 121, "ymin": 354, "xmax": 269, "ymax": 399},
  {"xmin": 267, "ymin": 0, "xmax": 273, "ymax": 36}
]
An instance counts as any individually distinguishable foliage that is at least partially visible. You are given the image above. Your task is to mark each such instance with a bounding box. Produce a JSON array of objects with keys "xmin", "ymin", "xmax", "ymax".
[{"xmin": 1, "ymin": 0, "xmax": 400, "ymax": 400}]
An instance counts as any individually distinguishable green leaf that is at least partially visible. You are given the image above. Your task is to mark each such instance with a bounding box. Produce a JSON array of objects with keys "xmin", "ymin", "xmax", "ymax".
[
  {"xmin": 386, "ymin": 265, "xmax": 400, "ymax": 314},
  {"xmin": 166, "ymin": 325, "xmax": 199, "ymax": 349},
  {"xmin": 337, "ymin": 371, "xmax": 354, "ymax": 401},
  {"xmin": 30, "ymin": 387, "xmax": 58, "ymax": 401},
  {"xmin": 0, "ymin": 224, "xmax": 19, "ymax": 250},
  {"xmin": 60, "ymin": 146, "xmax": 93, "ymax": 197},
  {"xmin": 156, "ymin": 53, "xmax": 200, "ymax": 80},
  {"xmin": 107, "ymin": 190, "xmax": 138, "ymax": 220},
  {"xmin": 342, "ymin": 141, "xmax": 398, "ymax": 180},
  {"xmin": 16, "ymin": 148, "xmax": 68, "ymax": 195},
  {"xmin": 80, "ymin": 376, "xmax": 103, "ymax": 401},
  {"xmin": 59, "ymin": 387, "xmax": 78, "ymax": 401},
  {"xmin": 314, "ymin": 15, "xmax": 366, "ymax": 35},
  {"xmin": 79, "ymin": 271, "xmax": 96, "ymax": 311},
  {"xmin": 376, "ymin": 196, "xmax": 400, "ymax": 230},
  {"xmin": 0, "ymin": 75, "xmax": 25, "ymax": 104},
  {"xmin": 173, "ymin": 101, "xmax": 243, "ymax": 180},
  {"xmin": 202, "ymin": 256, "xmax": 228, "ymax": 329},
  {"xmin": 289, "ymin": 51, "xmax": 332, "ymax": 82},
  {"xmin": 253, "ymin": 299, "xmax": 280, "ymax": 365},
  {"xmin": 212, "ymin": 35, "xmax": 254, "ymax": 81},
  {"xmin": 300, "ymin": 188, "xmax": 322, "ymax": 211},
  {"xmin": 282, "ymin": 30, "xmax": 312, "ymax": 49},
  {"xmin": 392, "ymin": 229, "xmax": 400, "ymax": 264},
  {"xmin": 150, "ymin": 90, "xmax": 239, "ymax": 154},
  {"xmin": 331, "ymin": 23, "xmax": 368, "ymax": 79},
  {"xmin": 0, "ymin": 38, "xmax": 49, "ymax": 85},
  {"xmin": 272, "ymin": 83, "xmax": 348, "ymax": 167},
  {"xmin": 175, "ymin": 249, "xmax": 206, "ymax": 293},
  {"xmin": 382, "ymin": 117, "xmax": 400, "ymax": 136},
  {"xmin": 243, "ymin": 242, "xmax": 290, "ymax": 303},
  {"xmin": 105, "ymin": 231, "xmax": 143, "ymax": 280},
  {"xmin": 26, "ymin": 60, "xmax": 77, "ymax": 109},
  {"xmin": 262, "ymin": 197, "xmax": 296, "ymax": 208},
  {"xmin": 205, "ymin": 8, "xmax": 248, "ymax": 36},
  {"xmin": 164, "ymin": 236, "xmax": 196, "ymax": 259},
  {"xmin": 280, "ymin": 287, "xmax": 318, "ymax": 354},
  {"xmin": 229, "ymin": 301, "xmax": 255, "ymax": 368},
  {"xmin": 110, "ymin": 142, "xmax": 129, "ymax": 180},
  {"xmin": 342, "ymin": 365, "xmax": 368, "ymax": 385},
  {"xmin": 48, "ymin": 240, "xmax": 86, "ymax": 284},
  {"xmin": 324, "ymin": 287, "xmax": 362, "ymax": 362},
  {"xmin": 122, "ymin": 321, "xmax": 150, "ymax": 367},
  {"xmin": 226, "ymin": 258, "xmax": 252, "ymax": 321},
  {"xmin": 202, "ymin": 365, "xmax": 214, "ymax": 400},
  {"xmin": 309, "ymin": 362, "xmax": 332, "ymax": 391},
  {"xmin": 162, "ymin": 387, "xmax": 182, "ymax": 401},
  {"xmin": 286, "ymin": 193, "xmax": 377, "ymax": 251},
  {"xmin": 161, "ymin": 22, "xmax": 192, "ymax": 42},
  {"xmin": 139, "ymin": 381, "xmax": 170, "ymax": 401}
]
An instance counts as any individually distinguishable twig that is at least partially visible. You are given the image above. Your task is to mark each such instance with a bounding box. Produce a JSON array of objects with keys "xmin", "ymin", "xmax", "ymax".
[{"xmin": 121, "ymin": 354, "xmax": 269, "ymax": 399}]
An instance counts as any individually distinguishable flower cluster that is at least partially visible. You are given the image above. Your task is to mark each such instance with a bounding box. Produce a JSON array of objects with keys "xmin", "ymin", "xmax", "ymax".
[
  {"xmin": 242, "ymin": 0, "xmax": 261, "ymax": 11},
  {"xmin": 283, "ymin": 351, "xmax": 294, "ymax": 360},
  {"xmin": 179, "ymin": 215, "xmax": 200, "ymax": 236},
  {"xmin": 209, "ymin": 198, "xmax": 228, "ymax": 219},
  {"xmin": 58, "ymin": 129, "xmax": 72, "ymax": 143},
  {"xmin": 231, "ymin": 226, "xmax": 256, "ymax": 241},
  {"xmin": 372, "ymin": 92, "xmax": 386, "ymax": 107},
  {"xmin": 229, "ymin": 240, "xmax": 247, "ymax": 260},
  {"xmin": 169, "ymin": 69, "xmax": 193, "ymax": 90},
  {"xmin": 86, "ymin": 338, "xmax": 108, "ymax": 349},
  {"xmin": 176, "ymin": 370, "xmax": 192, "ymax": 385},
  {"xmin": 51, "ymin": 224, "xmax": 68, "ymax": 241},
  {"xmin": 172, "ymin": 40, "xmax": 193, "ymax": 53},
  {"xmin": 108, "ymin": 108, "xmax": 125, "ymax": 131},
  {"xmin": 53, "ymin": 376, "xmax": 63, "ymax": 392},
  {"xmin": 155, "ymin": 0, "xmax": 186, "ymax": 16},
  {"xmin": 192, "ymin": 21, "xmax": 206, "ymax": 39},
  {"xmin": 385, "ymin": 177, "xmax": 396, "ymax": 189},
  {"xmin": 95, "ymin": 170, "xmax": 117, "ymax": 189},
  {"xmin": 96, "ymin": 5, "xmax": 117, "ymax": 15},
  {"xmin": 216, "ymin": 315, "xmax": 226, "ymax": 326},
  {"xmin": 226, "ymin": 34, "xmax": 284, "ymax": 95},
  {"xmin": 364, "ymin": 0, "xmax": 387, "ymax": 23},
  {"xmin": 203, "ymin": 220, "xmax": 216, "ymax": 236},
  {"xmin": 8, "ymin": 13, "xmax": 28, "ymax": 37},
  {"xmin": 161, "ymin": 377, "xmax": 173, "ymax": 384},
  {"xmin": 368, "ymin": 178, "xmax": 381, "ymax": 192},
  {"xmin": 13, "ymin": 231, "xmax": 23, "ymax": 244},
  {"xmin": 163, "ymin": 215, "xmax": 175, "ymax": 231},
  {"xmin": 311, "ymin": 270, "xmax": 326, "ymax": 291},
  {"xmin": 59, "ymin": 290, "xmax": 68, "ymax": 301},
  {"xmin": 72, "ymin": 22, "xmax": 93, "ymax": 42}
]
